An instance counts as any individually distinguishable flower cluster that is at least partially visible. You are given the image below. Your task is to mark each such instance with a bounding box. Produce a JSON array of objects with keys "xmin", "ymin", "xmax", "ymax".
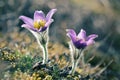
[{"xmin": 19, "ymin": 8, "xmax": 98, "ymax": 75}]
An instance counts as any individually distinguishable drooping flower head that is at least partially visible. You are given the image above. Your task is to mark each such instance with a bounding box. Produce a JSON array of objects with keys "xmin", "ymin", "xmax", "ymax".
[
  {"xmin": 66, "ymin": 29, "xmax": 98, "ymax": 49},
  {"xmin": 19, "ymin": 9, "xmax": 57, "ymax": 32}
]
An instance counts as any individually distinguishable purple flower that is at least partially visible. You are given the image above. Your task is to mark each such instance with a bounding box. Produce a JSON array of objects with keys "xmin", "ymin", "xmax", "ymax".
[
  {"xmin": 66, "ymin": 29, "xmax": 98, "ymax": 49},
  {"xmin": 19, "ymin": 9, "xmax": 57, "ymax": 32}
]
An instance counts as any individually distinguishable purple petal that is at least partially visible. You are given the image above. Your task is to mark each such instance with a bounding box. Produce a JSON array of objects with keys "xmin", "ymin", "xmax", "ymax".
[
  {"xmin": 21, "ymin": 24, "xmax": 37, "ymax": 32},
  {"xmin": 66, "ymin": 29, "xmax": 77, "ymax": 43},
  {"xmin": 73, "ymin": 40, "xmax": 87, "ymax": 49},
  {"xmin": 46, "ymin": 9, "xmax": 57, "ymax": 21},
  {"xmin": 34, "ymin": 10, "xmax": 45, "ymax": 21},
  {"xmin": 19, "ymin": 16, "xmax": 33, "ymax": 27},
  {"xmin": 87, "ymin": 34, "xmax": 98, "ymax": 40},
  {"xmin": 39, "ymin": 27, "xmax": 47, "ymax": 32},
  {"xmin": 86, "ymin": 39, "xmax": 95, "ymax": 46},
  {"xmin": 66, "ymin": 29, "xmax": 76, "ymax": 37},
  {"xmin": 45, "ymin": 19, "xmax": 54, "ymax": 27},
  {"xmin": 78, "ymin": 29, "xmax": 86, "ymax": 40}
]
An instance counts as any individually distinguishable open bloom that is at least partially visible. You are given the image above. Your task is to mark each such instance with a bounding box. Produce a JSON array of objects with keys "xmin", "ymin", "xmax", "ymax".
[
  {"xmin": 19, "ymin": 9, "xmax": 57, "ymax": 64},
  {"xmin": 19, "ymin": 9, "xmax": 57, "ymax": 32},
  {"xmin": 66, "ymin": 29, "xmax": 98, "ymax": 49}
]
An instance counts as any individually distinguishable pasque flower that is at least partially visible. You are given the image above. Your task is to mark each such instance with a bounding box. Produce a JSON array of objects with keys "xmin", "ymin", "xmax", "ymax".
[
  {"xmin": 66, "ymin": 29, "xmax": 98, "ymax": 49},
  {"xmin": 66, "ymin": 28, "xmax": 98, "ymax": 75},
  {"xmin": 19, "ymin": 9, "xmax": 57, "ymax": 32},
  {"xmin": 19, "ymin": 9, "xmax": 57, "ymax": 64}
]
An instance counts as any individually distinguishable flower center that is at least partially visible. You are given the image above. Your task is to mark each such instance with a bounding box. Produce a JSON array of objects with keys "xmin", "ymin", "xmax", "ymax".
[{"xmin": 33, "ymin": 20, "xmax": 46, "ymax": 29}]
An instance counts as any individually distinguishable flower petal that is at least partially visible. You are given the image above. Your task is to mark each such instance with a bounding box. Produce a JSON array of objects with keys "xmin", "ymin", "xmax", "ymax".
[
  {"xmin": 45, "ymin": 19, "xmax": 54, "ymax": 27},
  {"xmin": 86, "ymin": 39, "xmax": 95, "ymax": 46},
  {"xmin": 66, "ymin": 29, "xmax": 76, "ymax": 37},
  {"xmin": 34, "ymin": 10, "xmax": 45, "ymax": 21},
  {"xmin": 46, "ymin": 9, "xmax": 57, "ymax": 21},
  {"xmin": 21, "ymin": 24, "xmax": 37, "ymax": 32},
  {"xmin": 19, "ymin": 16, "xmax": 33, "ymax": 27},
  {"xmin": 73, "ymin": 40, "xmax": 87, "ymax": 49},
  {"xmin": 66, "ymin": 29, "xmax": 77, "ymax": 43},
  {"xmin": 78, "ymin": 29, "xmax": 86, "ymax": 40},
  {"xmin": 39, "ymin": 27, "xmax": 47, "ymax": 32},
  {"xmin": 87, "ymin": 34, "xmax": 98, "ymax": 40}
]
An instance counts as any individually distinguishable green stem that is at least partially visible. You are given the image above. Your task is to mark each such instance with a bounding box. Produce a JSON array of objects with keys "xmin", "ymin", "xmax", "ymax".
[
  {"xmin": 78, "ymin": 50, "xmax": 85, "ymax": 67},
  {"xmin": 29, "ymin": 30, "xmax": 49, "ymax": 64},
  {"xmin": 70, "ymin": 49, "xmax": 83, "ymax": 75},
  {"xmin": 42, "ymin": 44, "xmax": 48, "ymax": 64},
  {"xmin": 70, "ymin": 59, "xmax": 77, "ymax": 75}
]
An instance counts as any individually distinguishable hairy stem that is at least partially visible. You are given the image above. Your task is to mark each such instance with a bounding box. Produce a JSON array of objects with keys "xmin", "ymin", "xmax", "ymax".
[
  {"xmin": 27, "ymin": 29, "xmax": 49, "ymax": 64},
  {"xmin": 42, "ymin": 44, "xmax": 48, "ymax": 64},
  {"xmin": 70, "ymin": 59, "xmax": 77, "ymax": 75},
  {"xmin": 70, "ymin": 49, "xmax": 83, "ymax": 75},
  {"xmin": 78, "ymin": 50, "xmax": 85, "ymax": 67}
]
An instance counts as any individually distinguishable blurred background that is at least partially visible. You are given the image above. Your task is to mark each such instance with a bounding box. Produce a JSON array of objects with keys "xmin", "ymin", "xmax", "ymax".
[
  {"xmin": 0, "ymin": 0, "xmax": 120, "ymax": 79},
  {"xmin": 0, "ymin": 0, "xmax": 120, "ymax": 52}
]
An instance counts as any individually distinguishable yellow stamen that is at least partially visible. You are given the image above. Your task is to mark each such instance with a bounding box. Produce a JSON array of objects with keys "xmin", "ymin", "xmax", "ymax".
[{"xmin": 34, "ymin": 20, "xmax": 46, "ymax": 29}]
